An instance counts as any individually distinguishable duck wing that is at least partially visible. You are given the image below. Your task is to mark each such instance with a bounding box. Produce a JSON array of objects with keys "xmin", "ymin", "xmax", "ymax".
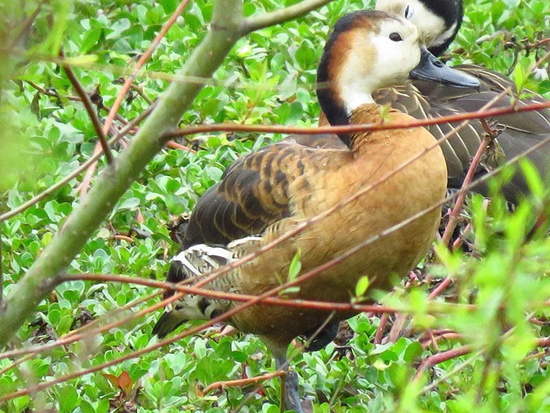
[{"xmin": 177, "ymin": 141, "xmax": 341, "ymax": 248}]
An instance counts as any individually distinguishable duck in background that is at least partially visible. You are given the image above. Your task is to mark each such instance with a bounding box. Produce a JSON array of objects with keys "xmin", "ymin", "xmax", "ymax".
[{"xmin": 307, "ymin": 0, "xmax": 549, "ymax": 201}]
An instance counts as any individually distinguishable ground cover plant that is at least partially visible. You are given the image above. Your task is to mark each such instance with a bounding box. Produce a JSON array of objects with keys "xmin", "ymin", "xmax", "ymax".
[{"xmin": 0, "ymin": 0, "xmax": 549, "ymax": 412}]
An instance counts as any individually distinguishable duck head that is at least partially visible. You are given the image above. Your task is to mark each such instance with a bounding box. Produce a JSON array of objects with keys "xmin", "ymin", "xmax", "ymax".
[
  {"xmin": 317, "ymin": 10, "xmax": 476, "ymax": 142},
  {"xmin": 376, "ymin": 0, "xmax": 463, "ymax": 56}
]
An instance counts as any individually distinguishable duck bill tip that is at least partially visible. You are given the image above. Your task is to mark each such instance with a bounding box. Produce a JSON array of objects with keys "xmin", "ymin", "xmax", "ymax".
[{"xmin": 410, "ymin": 47, "xmax": 480, "ymax": 89}]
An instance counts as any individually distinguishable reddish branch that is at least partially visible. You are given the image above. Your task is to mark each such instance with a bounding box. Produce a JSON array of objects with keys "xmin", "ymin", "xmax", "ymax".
[
  {"xmin": 374, "ymin": 313, "xmax": 390, "ymax": 344},
  {"xmin": 103, "ymin": 0, "xmax": 191, "ymax": 136},
  {"xmin": 2, "ymin": 139, "xmax": 549, "ymax": 400},
  {"xmin": 164, "ymin": 100, "xmax": 550, "ymax": 140},
  {"xmin": 415, "ymin": 345, "xmax": 473, "ymax": 379},
  {"xmin": 64, "ymin": 273, "xmax": 400, "ymax": 315},
  {"xmin": 155, "ymin": 103, "xmax": 501, "ymax": 322},
  {"xmin": 421, "ymin": 333, "xmax": 463, "ymax": 349},
  {"xmin": 0, "ymin": 273, "xmax": 402, "ymax": 361},
  {"xmin": 199, "ymin": 370, "xmax": 285, "ymax": 396},
  {"xmin": 416, "ymin": 337, "xmax": 550, "ymax": 380},
  {"xmin": 165, "ymin": 140, "xmax": 195, "ymax": 152},
  {"xmin": 415, "ymin": 346, "xmax": 473, "ymax": 379},
  {"xmin": 111, "ymin": 234, "xmax": 134, "ymax": 243},
  {"xmin": 440, "ymin": 118, "xmax": 500, "ymax": 247},
  {"xmin": 5, "ymin": 125, "xmax": 548, "ymax": 369},
  {"xmin": 383, "ymin": 91, "xmax": 512, "ymax": 342}
]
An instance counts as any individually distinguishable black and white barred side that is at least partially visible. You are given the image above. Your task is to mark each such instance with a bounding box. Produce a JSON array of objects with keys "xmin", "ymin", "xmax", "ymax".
[{"xmin": 152, "ymin": 237, "xmax": 261, "ymax": 338}]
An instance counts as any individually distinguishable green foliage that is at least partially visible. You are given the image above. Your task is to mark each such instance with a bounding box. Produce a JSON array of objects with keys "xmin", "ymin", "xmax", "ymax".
[{"xmin": 1, "ymin": 0, "xmax": 548, "ymax": 412}]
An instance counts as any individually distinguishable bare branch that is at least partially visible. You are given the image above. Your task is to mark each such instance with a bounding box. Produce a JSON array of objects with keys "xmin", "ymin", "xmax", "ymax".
[
  {"xmin": 200, "ymin": 371, "xmax": 285, "ymax": 396},
  {"xmin": 387, "ymin": 89, "xmax": 513, "ymax": 342},
  {"xmin": 164, "ymin": 100, "xmax": 550, "ymax": 140},
  {"xmin": 61, "ymin": 54, "xmax": 114, "ymax": 164},
  {"xmin": 0, "ymin": 273, "xmax": 401, "ymax": 361},
  {"xmin": 415, "ymin": 345, "xmax": 473, "ymax": 379},
  {"xmin": 101, "ymin": 0, "xmax": 192, "ymax": 148},
  {"xmin": 242, "ymin": 0, "xmax": 334, "ymax": 34},
  {"xmin": 441, "ymin": 115, "xmax": 506, "ymax": 246},
  {"xmin": 374, "ymin": 313, "xmax": 390, "ymax": 344},
  {"xmin": 421, "ymin": 352, "xmax": 482, "ymax": 394}
]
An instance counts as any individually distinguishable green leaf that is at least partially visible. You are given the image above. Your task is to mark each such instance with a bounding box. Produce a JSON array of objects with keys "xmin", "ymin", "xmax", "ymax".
[
  {"xmin": 519, "ymin": 159, "xmax": 545, "ymax": 199},
  {"xmin": 58, "ymin": 385, "xmax": 78, "ymax": 413},
  {"xmin": 355, "ymin": 276, "xmax": 370, "ymax": 297},
  {"xmin": 288, "ymin": 249, "xmax": 302, "ymax": 281},
  {"xmin": 403, "ymin": 341, "xmax": 423, "ymax": 363}
]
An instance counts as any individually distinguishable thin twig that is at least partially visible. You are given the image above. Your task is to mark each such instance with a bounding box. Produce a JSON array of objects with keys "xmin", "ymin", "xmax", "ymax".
[
  {"xmin": 421, "ymin": 333, "xmax": 463, "ymax": 349},
  {"xmin": 427, "ymin": 118, "xmax": 504, "ymax": 302},
  {"xmin": 103, "ymin": 0, "xmax": 191, "ymax": 136},
  {"xmin": 415, "ymin": 345, "xmax": 473, "ymax": 379},
  {"xmin": 10, "ymin": 0, "xmax": 46, "ymax": 48},
  {"xmin": 61, "ymin": 52, "xmax": 114, "ymax": 164},
  {"xmin": 374, "ymin": 313, "xmax": 389, "ymax": 344},
  {"xmin": 440, "ymin": 117, "xmax": 503, "ymax": 246},
  {"xmin": 11, "ymin": 95, "xmax": 541, "ymax": 359},
  {"xmin": 25, "ymin": 80, "xmax": 80, "ymax": 101},
  {"xmin": 164, "ymin": 100, "xmax": 550, "ymax": 140},
  {"xmin": 242, "ymin": 0, "xmax": 334, "ymax": 34},
  {"xmin": 0, "ymin": 354, "xmax": 34, "ymax": 376},
  {"xmin": 382, "ymin": 90, "xmax": 511, "ymax": 341},
  {"xmin": 165, "ymin": 140, "xmax": 195, "ymax": 152},
  {"xmin": 158, "ymin": 95, "xmax": 518, "ymax": 323},
  {"xmin": 200, "ymin": 370, "xmax": 285, "ymax": 396},
  {"xmin": 421, "ymin": 351, "xmax": 482, "ymax": 394},
  {"xmin": 0, "ymin": 274, "xmax": 402, "ymax": 361}
]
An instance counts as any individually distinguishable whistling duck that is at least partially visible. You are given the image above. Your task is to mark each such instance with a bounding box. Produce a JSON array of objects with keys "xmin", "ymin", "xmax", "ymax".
[
  {"xmin": 374, "ymin": 0, "xmax": 550, "ymax": 200},
  {"xmin": 153, "ymin": 10, "xmax": 470, "ymax": 411}
]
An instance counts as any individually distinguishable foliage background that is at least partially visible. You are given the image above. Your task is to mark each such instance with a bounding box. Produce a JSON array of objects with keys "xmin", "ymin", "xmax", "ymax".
[{"xmin": 0, "ymin": 0, "xmax": 548, "ymax": 412}]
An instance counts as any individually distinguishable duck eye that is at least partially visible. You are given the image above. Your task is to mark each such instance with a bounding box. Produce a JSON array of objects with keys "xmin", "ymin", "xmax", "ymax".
[
  {"xmin": 389, "ymin": 32, "xmax": 403, "ymax": 42},
  {"xmin": 404, "ymin": 5, "xmax": 414, "ymax": 19}
]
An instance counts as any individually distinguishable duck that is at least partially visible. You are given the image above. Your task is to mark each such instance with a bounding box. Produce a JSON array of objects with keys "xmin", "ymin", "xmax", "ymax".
[{"xmin": 153, "ymin": 10, "xmax": 457, "ymax": 411}]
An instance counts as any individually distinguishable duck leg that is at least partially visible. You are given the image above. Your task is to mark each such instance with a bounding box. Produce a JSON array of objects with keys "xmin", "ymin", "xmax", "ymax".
[
  {"xmin": 304, "ymin": 319, "xmax": 340, "ymax": 352},
  {"xmin": 275, "ymin": 355, "xmax": 304, "ymax": 413}
]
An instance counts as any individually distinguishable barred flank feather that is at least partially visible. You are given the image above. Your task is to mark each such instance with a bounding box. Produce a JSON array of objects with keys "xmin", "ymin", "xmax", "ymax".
[{"xmin": 153, "ymin": 238, "xmax": 261, "ymax": 338}]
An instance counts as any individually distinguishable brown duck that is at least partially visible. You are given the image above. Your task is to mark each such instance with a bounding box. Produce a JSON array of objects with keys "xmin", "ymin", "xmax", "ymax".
[{"xmin": 153, "ymin": 10, "xmax": 469, "ymax": 411}]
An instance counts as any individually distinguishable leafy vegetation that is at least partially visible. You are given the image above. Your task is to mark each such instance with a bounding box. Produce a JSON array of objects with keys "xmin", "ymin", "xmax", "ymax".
[{"xmin": 0, "ymin": 0, "xmax": 548, "ymax": 412}]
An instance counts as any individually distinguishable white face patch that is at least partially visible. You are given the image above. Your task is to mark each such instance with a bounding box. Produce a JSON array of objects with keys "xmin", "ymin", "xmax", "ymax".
[
  {"xmin": 336, "ymin": 16, "xmax": 421, "ymax": 114},
  {"xmin": 376, "ymin": 0, "xmax": 447, "ymax": 47}
]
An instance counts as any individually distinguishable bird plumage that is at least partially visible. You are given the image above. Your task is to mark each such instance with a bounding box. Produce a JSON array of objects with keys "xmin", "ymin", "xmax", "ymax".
[{"xmin": 154, "ymin": 10, "xmax": 453, "ymax": 411}]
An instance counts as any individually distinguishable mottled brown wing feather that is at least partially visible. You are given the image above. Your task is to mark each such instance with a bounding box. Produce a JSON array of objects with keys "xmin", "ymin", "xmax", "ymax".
[{"xmin": 180, "ymin": 142, "xmax": 327, "ymax": 247}]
